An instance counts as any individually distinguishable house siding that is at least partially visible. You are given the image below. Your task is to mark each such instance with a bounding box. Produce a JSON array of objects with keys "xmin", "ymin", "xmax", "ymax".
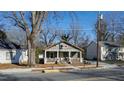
[
  {"xmin": 100, "ymin": 46, "xmax": 106, "ymax": 61},
  {"xmin": 0, "ymin": 49, "xmax": 28, "ymax": 64},
  {"xmin": 86, "ymin": 42, "xmax": 97, "ymax": 60}
]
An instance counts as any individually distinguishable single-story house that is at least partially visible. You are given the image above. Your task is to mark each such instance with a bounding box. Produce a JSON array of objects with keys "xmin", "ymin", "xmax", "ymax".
[
  {"xmin": 43, "ymin": 41, "xmax": 84, "ymax": 64},
  {"xmin": 86, "ymin": 41, "xmax": 124, "ymax": 61},
  {"xmin": 0, "ymin": 39, "xmax": 28, "ymax": 64}
]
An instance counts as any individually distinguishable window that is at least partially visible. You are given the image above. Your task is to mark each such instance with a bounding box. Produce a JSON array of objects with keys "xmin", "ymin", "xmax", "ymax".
[
  {"xmin": 71, "ymin": 52, "xmax": 80, "ymax": 58},
  {"xmin": 46, "ymin": 52, "xmax": 57, "ymax": 58},
  {"xmin": 59, "ymin": 45, "xmax": 63, "ymax": 49},
  {"xmin": 50, "ymin": 52, "xmax": 54, "ymax": 58},
  {"xmin": 6, "ymin": 52, "xmax": 15, "ymax": 60}
]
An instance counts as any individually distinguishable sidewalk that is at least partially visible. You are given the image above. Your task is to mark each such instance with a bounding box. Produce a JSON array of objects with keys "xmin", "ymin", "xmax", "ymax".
[
  {"xmin": 0, "ymin": 63, "xmax": 118, "ymax": 74},
  {"xmin": 90, "ymin": 61, "xmax": 118, "ymax": 69},
  {"xmin": 0, "ymin": 68, "xmax": 32, "ymax": 74}
]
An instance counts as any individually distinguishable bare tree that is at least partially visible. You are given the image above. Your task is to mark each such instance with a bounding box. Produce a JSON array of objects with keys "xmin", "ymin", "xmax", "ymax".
[
  {"xmin": 78, "ymin": 32, "xmax": 90, "ymax": 48},
  {"xmin": 6, "ymin": 28, "xmax": 26, "ymax": 46},
  {"xmin": 6, "ymin": 11, "xmax": 48, "ymax": 67},
  {"xmin": 60, "ymin": 33, "xmax": 72, "ymax": 42},
  {"xmin": 40, "ymin": 26, "xmax": 58, "ymax": 47},
  {"xmin": 105, "ymin": 12, "xmax": 123, "ymax": 42},
  {"xmin": 0, "ymin": 26, "xmax": 7, "ymax": 40},
  {"xmin": 69, "ymin": 23, "xmax": 82, "ymax": 45}
]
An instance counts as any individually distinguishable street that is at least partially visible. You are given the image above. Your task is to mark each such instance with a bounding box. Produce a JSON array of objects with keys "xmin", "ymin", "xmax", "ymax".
[{"xmin": 0, "ymin": 67, "xmax": 124, "ymax": 81}]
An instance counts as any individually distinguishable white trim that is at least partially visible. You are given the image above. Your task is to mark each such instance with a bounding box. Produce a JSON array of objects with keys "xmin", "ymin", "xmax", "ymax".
[
  {"xmin": 44, "ymin": 50, "xmax": 47, "ymax": 64},
  {"xmin": 80, "ymin": 51, "xmax": 83, "ymax": 63}
]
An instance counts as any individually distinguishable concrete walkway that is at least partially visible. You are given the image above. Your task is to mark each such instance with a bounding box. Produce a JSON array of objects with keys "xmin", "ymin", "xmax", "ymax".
[
  {"xmin": 98, "ymin": 62, "xmax": 117, "ymax": 69},
  {"xmin": 88, "ymin": 61, "xmax": 118, "ymax": 69}
]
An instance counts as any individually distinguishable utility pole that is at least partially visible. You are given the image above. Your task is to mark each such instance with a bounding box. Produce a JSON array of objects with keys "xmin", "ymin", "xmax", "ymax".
[
  {"xmin": 96, "ymin": 12, "xmax": 101, "ymax": 67},
  {"xmin": 96, "ymin": 27, "xmax": 99, "ymax": 67}
]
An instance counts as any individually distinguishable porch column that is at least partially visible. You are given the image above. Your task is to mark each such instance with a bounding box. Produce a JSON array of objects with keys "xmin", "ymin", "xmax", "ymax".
[
  {"xmin": 80, "ymin": 51, "xmax": 83, "ymax": 63},
  {"xmin": 44, "ymin": 50, "xmax": 47, "ymax": 64},
  {"xmin": 57, "ymin": 51, "xmax": 59, "ymax": 62},
  {"xmin": 69, "ymin": 51, "xmax": 71, "ymax": 63}
]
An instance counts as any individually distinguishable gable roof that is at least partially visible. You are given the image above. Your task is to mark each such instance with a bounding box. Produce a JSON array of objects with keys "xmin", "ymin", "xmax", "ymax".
[
  {"xmin": 87, "ymin": 41, "xmax": 122, "ymax": 48},
  {"xmin": 44, "ymin": 41, "xmax": 84, "ymax": 52},
  {"xmin": 0, "ymin": 39, "xmax": 21, "ymax": 49},
  {"xmin": 86, "ymin": 41, "xmax": 96, "ymax": 48},
  {"xmin": 99, "ymin": 41, "xmax": 120, "ymax": 47}
]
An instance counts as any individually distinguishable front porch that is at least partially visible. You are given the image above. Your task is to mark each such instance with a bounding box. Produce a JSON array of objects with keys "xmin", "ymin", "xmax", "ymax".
[{"xmin": 44, "ymin": 51, "xmax": 83, "ymax": 64}]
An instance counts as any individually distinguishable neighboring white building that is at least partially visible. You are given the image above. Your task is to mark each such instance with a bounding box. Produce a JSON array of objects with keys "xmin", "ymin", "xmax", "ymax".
[
  {"xmin": 86, "ymin": 41, "xmax": 124, "ymax": 61},
  {"xmin": 0, "ymin": 40, "xmax": 28, "ymax": 64},
  {"xmin": 43, "ymin": 41, "xmax": 84, "ymax": 64},
  {"xmin": 118, "ymin": 47, "xmax": 124, "ymax": 61},
  {"xmin": 0, "ymin": 49, "xmax": 28, "ymax": 64}
]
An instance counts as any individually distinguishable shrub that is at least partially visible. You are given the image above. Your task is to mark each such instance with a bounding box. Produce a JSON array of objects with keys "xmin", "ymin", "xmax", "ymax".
[{"xmin": 35, "ymin": 48, "xmax": 43, "ymax": 64}]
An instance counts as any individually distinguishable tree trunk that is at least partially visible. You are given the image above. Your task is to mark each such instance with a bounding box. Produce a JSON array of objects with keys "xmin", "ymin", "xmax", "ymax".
[
  {"xmin": 27, "ymin": 38, "xmax": 36, "ymax": 67},
  {"xmin": 30, "ymin": 38, "xmax": 36, "ymax": 67},
  {"xmin": 27, "ymin": 39, "xmax": 31, "ymax": 67},
  {"xmin": 30, "ymin": 48, "xmax": 36, "ymax": 66}
]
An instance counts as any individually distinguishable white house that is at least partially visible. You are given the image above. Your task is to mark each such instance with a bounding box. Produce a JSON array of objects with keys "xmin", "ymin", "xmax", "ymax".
[
  {"xmin": 43, "ymin": 41, "xmax": 84, "ymax": 64},
  {"xmin": 0, "ymin": 40, "xmax": 28, "ymax": 64},
  {"xmin": 86, "ymin": 41, "xmax": 124, "ymax": 61},
  {"xmin": 118, "ymin": 47, "xmax": 124, "ymax": 60}
]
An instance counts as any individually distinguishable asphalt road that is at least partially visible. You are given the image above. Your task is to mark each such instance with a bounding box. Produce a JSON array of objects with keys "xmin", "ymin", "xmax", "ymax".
[{"xmin": 0, "ymin": 67, "xmax": 124, "ymax": 81}]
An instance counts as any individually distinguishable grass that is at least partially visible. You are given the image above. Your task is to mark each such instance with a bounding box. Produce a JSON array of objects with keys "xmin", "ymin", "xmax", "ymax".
[
  {"xmin": 0, "ymin": 64, "xmax": 27, "ymax": 69},
  {"xmin": 35, "ymin": 63, "xmax": 97, "ymax": 70},
  {"xmin": 0, "ymin": 63, "xmax": 96, "ymax": 69},
  {"xmin": 35, "ymin": 64, "xmax": 67, "ymax": 68}
]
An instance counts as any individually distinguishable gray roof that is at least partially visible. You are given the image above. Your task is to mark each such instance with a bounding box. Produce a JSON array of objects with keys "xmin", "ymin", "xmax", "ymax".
[
  {"xmin": 0, "ymin": 39, "xmax": 21, "ymax": 49},
  {"xmin": 99, "ymin": 41, "xmax": 121, "ymax": 47},
  {"xmin": 87, "ymin": 41, "xmax": 123, "ymax": 48},
  {"xmin": 44, "ymin": 41, "xmax": 84, "ymax": 52}
]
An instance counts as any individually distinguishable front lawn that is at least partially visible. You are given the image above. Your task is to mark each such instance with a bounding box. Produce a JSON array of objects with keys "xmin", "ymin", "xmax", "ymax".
[
  {"xmin": 0, "ymin": 64, "xmax": 27, "ymax": 69},
  {"xmin": 0, "ymin": 63, "xmax": 97, "ymax": 70}
]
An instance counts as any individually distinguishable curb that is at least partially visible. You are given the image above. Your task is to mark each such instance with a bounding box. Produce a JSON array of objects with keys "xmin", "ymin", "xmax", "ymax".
[
  {"xmin": 32, "ymin": 69, "xmax": 60, "ymax": 73},
  {"xmin": 0, "ymin": 68, "xmax": 32, "ymax": 73},
  {"xmin": 43, "ymin": 70, "xmax": 60, "ymax": 73}
]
